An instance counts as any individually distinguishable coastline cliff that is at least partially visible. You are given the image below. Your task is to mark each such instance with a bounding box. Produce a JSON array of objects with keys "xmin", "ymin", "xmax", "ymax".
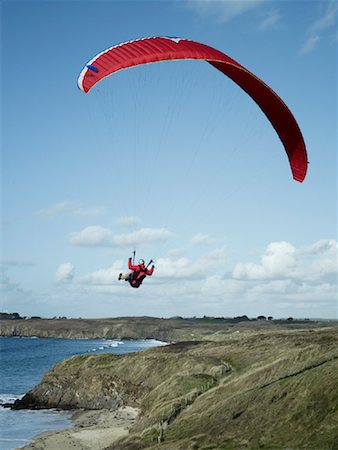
[{"xmin": 13, "ymin": 325, "xmax": 338, "ymax": 450}]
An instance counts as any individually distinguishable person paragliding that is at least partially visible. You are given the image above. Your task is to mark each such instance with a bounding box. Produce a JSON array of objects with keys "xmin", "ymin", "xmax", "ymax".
[{"xmin": 118, "ymin": 253, "xmax": 155, "ymax": 288}]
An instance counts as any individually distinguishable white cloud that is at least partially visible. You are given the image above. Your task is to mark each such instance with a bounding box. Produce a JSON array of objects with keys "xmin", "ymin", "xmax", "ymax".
[
  {"xmin": 233, "ymin": 241, "xmax": 296, "ymax": 280},
  {"xmin": 300, "ymin": 0, "xmax": 337, "ymax": 54},
  {"xmin": 153, "ymin": 246, "xmax": 227, "ymax": 281},
  {"xmin": 155, "ymin": 257, "xmax": 205, "ymax": 280},
  {"xmin": 56, "ymin": 263, "xmax": 75, "ymax": 283},
  {"xmin": 74, "ymin": 205, "xmax": 106, "ymax": 217},
  {"xmin": 300, "ymin": 34, "xmax": 320, "ymax": 54},
  {"xmin": 296, "ymin": 239, "xmax": 337, "ymax": 283},
  {"xmin": 37, "ymin": 201, "xmax": 71, "ymax": 219},
  {"xmin": 257, "ymin": 8, "xmax": 282, "ymax": 31},
  {"xmin": 79, "ymin": 261, "xmax": 124, "ymax": 286},
  {"xmin": 36, "ymin": 201, "xmax": 105, "ymax": 220},
  {"xmin": 116, "ymin": 216, "xmax": 142, "ymax": 227},
  {"xmin": 190, "ymin": 233, "xmax": 213, "ymax": 246},
  {"xmin": 70, "ymin": 226, "xmax": 173, "ymax": 248},
  {"xmin": 312, "ymin": 0, "xmax": 337, "ymax": 33},
  {"xmin": 113, "ymin": 228, "xmax": 173, "ymax": 247},
  {"xmin": 232, "ymin": 240, "xmax": 337, "ymax": 284},
  {"xmin": 300, "ymin": 239, "xmax": 336, "ymax": 257},
  {"xmin": 70, "ymin": 226, "xmax": 113, "ymax": 247},
  {"xmin": 186, "ymin": 0, "xmax": 265, "ymax": 22}
]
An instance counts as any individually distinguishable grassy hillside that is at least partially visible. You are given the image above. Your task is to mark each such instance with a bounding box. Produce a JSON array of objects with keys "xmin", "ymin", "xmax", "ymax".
[{"xmin": 14, "ymin": 325, "xmax": 338, "ymax": 449}]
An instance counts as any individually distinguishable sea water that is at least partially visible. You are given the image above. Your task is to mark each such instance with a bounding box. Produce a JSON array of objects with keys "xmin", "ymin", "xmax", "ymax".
[{"xmin": 0, "ymin": 336, "xmax": 166, "ymax": 449}]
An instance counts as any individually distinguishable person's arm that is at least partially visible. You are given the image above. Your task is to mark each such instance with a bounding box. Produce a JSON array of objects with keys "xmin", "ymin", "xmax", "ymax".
[
  {"xmin": 128, "ymin": 258, "xmax": 138, "ymax": 271},
  {"xmin": 146, "ymin": 265, "xmax": 155, "ymax": 276}
]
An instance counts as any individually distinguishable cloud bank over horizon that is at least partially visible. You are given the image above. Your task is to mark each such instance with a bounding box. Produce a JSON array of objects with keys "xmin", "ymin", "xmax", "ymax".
[{"xmin": 3, "ymin": 238, "xmax": 336, "ymax": 319}]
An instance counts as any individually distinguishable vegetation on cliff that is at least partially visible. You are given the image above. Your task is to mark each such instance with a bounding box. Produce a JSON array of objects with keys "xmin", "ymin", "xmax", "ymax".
[{"xmin": 14, "ymin": 324, "xmax": 338, "ymax": 449}]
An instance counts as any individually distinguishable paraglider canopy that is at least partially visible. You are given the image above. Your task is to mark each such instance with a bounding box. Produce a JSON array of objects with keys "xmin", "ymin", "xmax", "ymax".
[{"xmin": 78, "ymin": 36, "xmax": 308, "ymax": 183}]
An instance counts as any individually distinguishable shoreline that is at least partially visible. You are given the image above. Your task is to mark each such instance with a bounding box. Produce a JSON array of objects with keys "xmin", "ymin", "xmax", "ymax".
[{"xmin": 17, "ymin": 406, "xmax": 139, "ymax": 450}]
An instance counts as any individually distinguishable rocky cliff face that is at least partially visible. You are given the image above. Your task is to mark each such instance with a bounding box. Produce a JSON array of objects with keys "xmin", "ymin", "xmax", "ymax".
[
  {"xmin": 14, "ymin": 341, "xmax": 229, "ymax": 411},
  {"xmin": 13, "ymin": 326, "xmax": 338, "ymax": 449}
]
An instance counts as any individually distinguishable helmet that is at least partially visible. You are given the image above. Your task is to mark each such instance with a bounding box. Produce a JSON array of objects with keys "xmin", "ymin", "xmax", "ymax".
[{"xmin": 139, "ymin": 259, "xmax": 145, "ymax": 265}]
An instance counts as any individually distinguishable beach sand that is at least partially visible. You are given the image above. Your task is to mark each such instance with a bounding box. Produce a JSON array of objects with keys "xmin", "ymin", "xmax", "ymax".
[{"xmin": 18, "ymin": 406, "xmax": 139, "ymax": 450}]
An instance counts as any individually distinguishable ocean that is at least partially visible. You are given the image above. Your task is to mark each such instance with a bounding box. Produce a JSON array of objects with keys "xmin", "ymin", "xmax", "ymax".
[{"xmin": 0, "ymin": 336, "xmax": 166, "ymax": 450}]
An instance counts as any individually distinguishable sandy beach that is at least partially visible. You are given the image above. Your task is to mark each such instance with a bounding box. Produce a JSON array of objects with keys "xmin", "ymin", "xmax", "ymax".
[{"xmin": 18, "ymin": 406, "xmax": 139, "ymax": 450}]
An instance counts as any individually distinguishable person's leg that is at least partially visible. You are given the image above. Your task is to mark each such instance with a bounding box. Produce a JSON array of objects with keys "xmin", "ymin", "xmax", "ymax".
[{"xmin": 118, "ymin": 272, "xmax": 131, "ymax": 280}]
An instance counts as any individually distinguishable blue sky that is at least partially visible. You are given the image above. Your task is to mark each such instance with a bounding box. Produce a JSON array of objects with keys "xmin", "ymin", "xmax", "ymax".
[{"xmin": 1, "ymin": 0, "xmax": 337, "ymax": 319}]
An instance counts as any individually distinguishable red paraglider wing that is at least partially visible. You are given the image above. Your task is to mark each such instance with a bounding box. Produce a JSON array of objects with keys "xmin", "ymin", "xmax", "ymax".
[{"xmin": 77, "ymin": 37, "xmax": 307, "ymax": 182}]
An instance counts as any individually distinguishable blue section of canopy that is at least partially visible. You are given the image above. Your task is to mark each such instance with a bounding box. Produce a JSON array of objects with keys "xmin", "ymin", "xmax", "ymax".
[{"xmin": 86, "ymin": 64, "xmax": 99, "ymax": 73}]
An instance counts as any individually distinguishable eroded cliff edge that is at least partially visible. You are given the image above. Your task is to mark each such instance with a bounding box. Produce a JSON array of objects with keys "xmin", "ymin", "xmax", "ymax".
[{"xmin": 13, "ymin": 326, "xmax": 338, "ymax": 450}]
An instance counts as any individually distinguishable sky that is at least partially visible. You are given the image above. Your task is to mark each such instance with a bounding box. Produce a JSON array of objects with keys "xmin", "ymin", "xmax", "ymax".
[{"xmin": 1, "ymin": 0, "xmax": 337, "ymax": 319}]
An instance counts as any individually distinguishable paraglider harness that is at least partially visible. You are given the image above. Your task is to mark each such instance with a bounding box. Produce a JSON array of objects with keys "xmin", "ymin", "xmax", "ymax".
[
  {"xmin": 128, "ymin": 253, "xmax": 153, "ymax": 288},
  {"xmin": 128, "ymin": 272, "xmax": 146, "ymax": 288}
]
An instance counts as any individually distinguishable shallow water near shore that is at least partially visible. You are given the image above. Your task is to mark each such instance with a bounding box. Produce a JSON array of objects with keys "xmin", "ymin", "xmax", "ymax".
[{"xmin": 0, "ymin": 336, "xmax": 165, "ymax": 449}]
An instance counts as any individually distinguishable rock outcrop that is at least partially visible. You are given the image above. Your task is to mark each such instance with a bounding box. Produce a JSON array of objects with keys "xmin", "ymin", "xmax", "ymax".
[{"xmin": 14, "ymin": 341, "xmax": 229, "ymax": 411}]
